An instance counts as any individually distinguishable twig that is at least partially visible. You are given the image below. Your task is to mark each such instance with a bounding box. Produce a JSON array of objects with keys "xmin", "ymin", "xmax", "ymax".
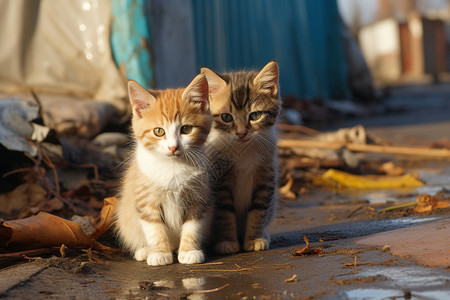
[
  {"xmin": 345, "ymin": 205, "xmax": 364, "ymax": 218},
  {"xmin": 69, "ymin": 163, "xmax": 99, "ymax": 180},
  {"xmin": 284, "ymin": 274, "xmax": 298, "ymax": 283},
  {"xmin": 198, "ymin": 261, "xmax": 224, "ymax": 266},
  {"xmin": 0, "ymin": 248, "xmax": 58, "ymax": 260},
  {"xmin": 191, "ymin": 283, "xmax": 230, "ymax": 294},
  {"xmin": 344, "ymin": 259, "xmax": 371, "ymax": 268},
  {"xmin": 379, "ymin": 202, "xmax": 417, "ymax": 212},
  {"xmin": 190, "ymin": 268, "xmax": 252, "ymax": 272},
  {"xmin": 23, "ymin": 151, "xmax": 76, "ymax": 210},
  {"xmin": 344, "ymin": 263, "xmax": 371, "ymax": 267},
  {"xmin": 41, "ymin": 151, "xmax": 60, "ymax": 195},
  {"xmin": 2, "ymin": 167, "xmax": 33, "ymax": 178},
  {"xmin": 29, "ymin": 89, "xmax": 43, "ymax": 114}
]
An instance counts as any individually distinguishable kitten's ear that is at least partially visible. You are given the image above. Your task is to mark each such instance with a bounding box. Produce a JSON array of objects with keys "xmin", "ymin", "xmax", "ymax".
[
  {"xmin": 128, "ymin": 80, "xmax": 156, "ymax": 118},
  {"xmin": 253, "ymin": 60, "xmax": 279, "ymax": 96},
  {"xmin": 201, "ymin": 67, "xmax": 227, "ymax": 95},
  {"xmin": 182, "ymin": 74, "xmax": 209, "ymax": 110}
]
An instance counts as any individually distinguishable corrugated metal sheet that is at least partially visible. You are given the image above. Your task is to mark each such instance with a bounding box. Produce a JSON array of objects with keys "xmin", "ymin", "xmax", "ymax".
[
  {"xmin": 111, "ymin": 0, "xmax": 155, "ymax": 89},
  {"xmin": 192, "ymin": 0, "xmax": 351, "ymax": 100}
]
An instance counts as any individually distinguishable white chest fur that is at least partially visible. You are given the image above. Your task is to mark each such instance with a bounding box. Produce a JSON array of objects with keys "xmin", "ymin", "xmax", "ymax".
[{"xmin": 136, "ymin": 142, "xmax": 200, "ymax": 191}]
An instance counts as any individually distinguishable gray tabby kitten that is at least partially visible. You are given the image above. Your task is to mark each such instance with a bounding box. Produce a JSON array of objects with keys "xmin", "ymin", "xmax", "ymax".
[{"xmin": 201, "ymin": 61, "xmax": 281, "ymax": 254}]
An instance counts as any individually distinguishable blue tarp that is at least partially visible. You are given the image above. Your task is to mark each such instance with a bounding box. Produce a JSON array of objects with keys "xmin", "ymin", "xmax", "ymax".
[
  {"xmin": 111, "ymin": 0, "xmax": 155, "ymax": 89},
  {"xmin": 192, "ymin": 0, "xmax": 351, "ymax": 100}
]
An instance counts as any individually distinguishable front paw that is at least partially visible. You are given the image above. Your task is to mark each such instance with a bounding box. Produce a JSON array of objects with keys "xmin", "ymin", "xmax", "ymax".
[
  {"xmin": 134, "ymin": 247, "xmax": 150, "ymax": 261},
  {"xmin": 147, "ymin": 252, "xmax": 173, "ymax": 266},
  {"xmin": 215, "ymin": 241, "xmax": 240, "ymax": 254},
  {"xmin": 178, "ymin": 250, "xmax": 205, "ymax": 264},
  {"xmin": 244, "ymin": 238, "xmax": 269, "ymax": 251}
]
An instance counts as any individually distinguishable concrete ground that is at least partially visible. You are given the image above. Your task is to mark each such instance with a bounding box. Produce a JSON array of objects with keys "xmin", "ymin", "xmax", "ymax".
[{"xmin": 1, "ymin": 83, "xmax": 450, "ymax": 299}]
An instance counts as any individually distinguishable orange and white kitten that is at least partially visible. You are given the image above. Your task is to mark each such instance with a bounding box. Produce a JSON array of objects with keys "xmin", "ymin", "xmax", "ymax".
[{"xmin": 115, "ymin": 74, "xmax": 213, "ymax": 265}]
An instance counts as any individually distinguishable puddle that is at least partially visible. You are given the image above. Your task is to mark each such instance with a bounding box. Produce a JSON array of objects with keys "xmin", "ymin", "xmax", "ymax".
[
  {"xmin": 358, "ymin": 266, "xmax": 449, "ymax": 288},
  {"xmin": 341, "ymin": 288, "xmax": 403, "ymax": 299},
  {"xmin": 339, "ymin": 262, "xmax": 450, "ymax": 299},
  {"xmin": 341, "ymin": 288, "xmax": 450, "ymax": 299},
  {"xmin": 415, "ymin": 290, "xmax": 450, "ymax": 299},
  {"xmin": 103, "ymin": 274, "xmax": 231, "ymax": 300},
  {"xmin": 383, "ymin": 215, "xmax": 440, "ymax": 227}
]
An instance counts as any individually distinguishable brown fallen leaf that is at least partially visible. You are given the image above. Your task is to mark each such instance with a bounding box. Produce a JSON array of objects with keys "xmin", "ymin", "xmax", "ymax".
[
  {"xmin": 0, "ymin": 183, "xmax": 47, "ymax": 214},
  {"xmin": 60, "ymin": 244, "xmax": 68, "ymax": 258},
  {"xmin": 292, "ymin": 236, "xmax": 323, "ymax": 256},
  {"xmin": 1, "ymin": 197, "xmax": 119, "ymax": 251},
  {"xmin": 378, "ymin": 161, "xmax": 405, "ymax": 176},
  {"xmin": 414, "ymin": 193, "xmax": 449, "ymax": 213},
  {"xmin": 284, "ymin": 274, "xmax": 298, "ymax": 282},
  {"xmin": 279, "ymin": 172, "xmax": 296, "ymax": 199},
  {"xmin": 90, "ymin": 197, "xmax": 118, "ymax": 239},
  {"xmin": 0, "ymin": 212, "xmax": 93, "ymax": 249}
]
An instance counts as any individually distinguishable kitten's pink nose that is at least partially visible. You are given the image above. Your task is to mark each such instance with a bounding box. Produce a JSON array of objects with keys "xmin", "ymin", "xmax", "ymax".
[
  {"xmin": 168, "ymin": 146, "xmax": 178, "ymax": 153},
  {"xmin": 236, "ymin": 132, "xmax": 247, "ymax": 139}
]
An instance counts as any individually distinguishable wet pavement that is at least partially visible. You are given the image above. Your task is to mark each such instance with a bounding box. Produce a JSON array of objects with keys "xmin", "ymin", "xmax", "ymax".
[
  {"xmin": 1, "ymin": 215, "xmax": 449, "ymax": 299},
  {"xmin": 1, "ymin": 83, "xmax": 450, "ymax": 299}
]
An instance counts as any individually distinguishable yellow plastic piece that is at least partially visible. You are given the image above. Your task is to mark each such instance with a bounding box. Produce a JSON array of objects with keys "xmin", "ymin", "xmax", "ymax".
[{"xmin": 316, "ymin": 169, "xmax": 424, "ymax": 190}]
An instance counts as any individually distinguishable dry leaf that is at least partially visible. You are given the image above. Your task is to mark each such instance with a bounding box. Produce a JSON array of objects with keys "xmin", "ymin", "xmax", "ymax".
[
  {"xmin": 0, "ymin": 183, "xmax": 47, "ymax": 214},
  {"xmin": 90, "ymin": 196, "xmax": 118, "ymax": 239},
  {"xmin": 284, "ymin": 274, "xmax": 297, "ymax": 282},
  {"xmin": 90, "ymin": 239, "xmax": 121, "ymax": 253},
  {"xmin": 0, "ymin": 212, "xmax": 92, "ymax": 249},
  {"xmin": 292, "ymin": 236, "xmax": 323, "ymax": 256},
  {"xmin": 378, "ymin": 161, "xmax": 405, "ymax": 176},
  {"xmin": 414, "ymin": 194, "xmax": 449, "ymax": 213},
  {"xmin": 279, "ymin": 172, "xmax": 296, "ymax": 199},
  {"xmin": 60, "ymin": 244, "xmax": 68, "ymax": 258},
  {"xmin": 0, "ymin": 220, "xmax": 13, "ymax": 247},
  {"xmin": 0, "ymin": 198, "xmax": 121, "ymax": 258},
  {"xmin": 40, "ymin": 197, "xmax": 64, "ymax": 212}
]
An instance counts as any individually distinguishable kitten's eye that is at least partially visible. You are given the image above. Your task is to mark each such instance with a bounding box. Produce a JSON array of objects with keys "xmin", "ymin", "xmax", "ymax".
[
  {"xmin": 180, "ymin": 125, "xmax": 193, "ymax": 134},
  {"xmin": 153, "ymin": 127, "xmax": 165, "ymax": 137},
  {"xmin": 221, "ymin": 113, "xmax": 233, "ymax": 122},
  {"xmin": 249, "ymin": 111, "xmax": 262, "ymax": 121}
]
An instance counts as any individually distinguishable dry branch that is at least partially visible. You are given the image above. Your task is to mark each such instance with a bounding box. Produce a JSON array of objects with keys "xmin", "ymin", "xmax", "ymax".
[{"xmin": 278, "ymin": 139, "xmax": 450, "ymax": 158}]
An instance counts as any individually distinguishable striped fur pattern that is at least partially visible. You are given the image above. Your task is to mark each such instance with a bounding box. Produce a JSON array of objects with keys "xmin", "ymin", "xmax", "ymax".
[
  {"xmin": 201, "ymin": 61, "xmax": 281, "ymax": 253},
  {"xmin": 114, "ymin": 74, "xmax": 213, "ymax": 265}
]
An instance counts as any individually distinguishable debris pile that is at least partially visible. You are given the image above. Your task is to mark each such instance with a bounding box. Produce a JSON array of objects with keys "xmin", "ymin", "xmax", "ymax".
[{"xmin": 0, "ymin": 95, "xmax": 126, "ymax": 264}]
